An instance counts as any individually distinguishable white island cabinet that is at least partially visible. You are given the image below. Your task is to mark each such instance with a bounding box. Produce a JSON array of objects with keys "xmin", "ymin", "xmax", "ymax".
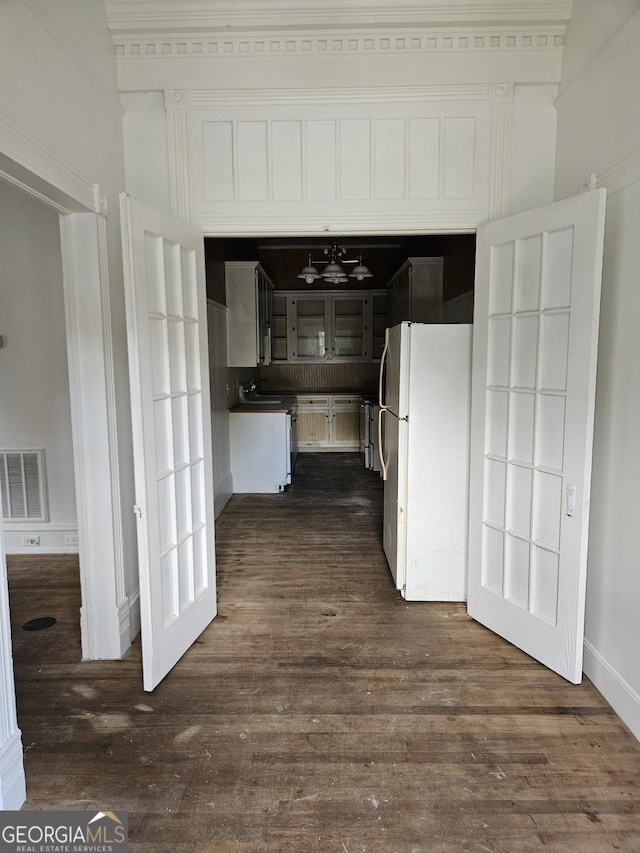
[{"xmin": 229, "ymin": 409, "xmax": 293, "ymax": 493}]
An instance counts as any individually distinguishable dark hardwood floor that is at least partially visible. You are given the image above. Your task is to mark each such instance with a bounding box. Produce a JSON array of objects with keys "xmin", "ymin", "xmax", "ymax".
[{"xmin": 7, "ymin": 453, "xmax": 640, "ymax": 852}]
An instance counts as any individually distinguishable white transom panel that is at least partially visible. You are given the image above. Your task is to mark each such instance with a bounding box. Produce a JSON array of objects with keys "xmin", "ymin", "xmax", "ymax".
[{"xmin": 172, "ymin": 88, "xmax": 496, "ymax": 233}]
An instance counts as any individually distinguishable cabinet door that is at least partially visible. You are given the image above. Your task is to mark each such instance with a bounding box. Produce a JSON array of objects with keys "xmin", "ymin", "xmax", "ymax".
[
  {"xmin": 289, "ymin": 295, "xmax": 330, "ymax": 361},
  {"xmin": 257, "ymin": 268, "xmax": 273, "ymax": 365},
  {"xmin": 330, "ymin": 295, "xmax": 369, "ymax": 361},
  {"xmin": 372, "ymin": 291, "xmax": 389, "ymax": 360},
  {"xmin": 271, "ymin": 292, "xmax": 288, "ymax": 361},
  {"xmin": 330, "ymin": 396, "xmax": 361, "ymax": 447}
]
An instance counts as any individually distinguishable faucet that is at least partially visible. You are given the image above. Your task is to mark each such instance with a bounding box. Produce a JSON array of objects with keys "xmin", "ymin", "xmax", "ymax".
[{"xmin": 239, "ymin": 380, "xmax": 257, "ymax": 402}]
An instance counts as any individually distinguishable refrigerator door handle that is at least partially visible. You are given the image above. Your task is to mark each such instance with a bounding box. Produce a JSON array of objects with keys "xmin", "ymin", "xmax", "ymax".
[
  {"xmin": 378, "ymin": 406, "xmax": 388, "ymax": 481},
  {"xmin": 378, "ymin": 327, "xmax": 390, "ymax": 409}
]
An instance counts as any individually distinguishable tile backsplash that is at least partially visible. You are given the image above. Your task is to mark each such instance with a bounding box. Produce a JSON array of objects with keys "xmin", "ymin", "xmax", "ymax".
[{"xmin": 259, "ymin": 363, "xmax": 379, "ymax": 393}]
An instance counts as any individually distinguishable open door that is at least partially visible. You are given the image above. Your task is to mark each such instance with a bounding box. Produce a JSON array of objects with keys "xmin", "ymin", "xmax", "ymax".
[
  {"xmin": 468, "ymin": 189, "xmax": 606, "ymax": 684},
  {"xmin": 120, "ymin": 195, "xmax": 217, "ymax": 691}
]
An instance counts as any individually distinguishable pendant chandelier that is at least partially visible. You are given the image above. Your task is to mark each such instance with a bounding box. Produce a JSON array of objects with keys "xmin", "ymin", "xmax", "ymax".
[{"xmin": 297, "ymin": 241, "xmax": 373, "ymax": 285}]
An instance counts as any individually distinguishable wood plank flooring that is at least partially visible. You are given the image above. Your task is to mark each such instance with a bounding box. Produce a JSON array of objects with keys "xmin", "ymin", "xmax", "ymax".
[{"xmin": 7, "ymin": 453, "xmax": 640, "ymax": 852}]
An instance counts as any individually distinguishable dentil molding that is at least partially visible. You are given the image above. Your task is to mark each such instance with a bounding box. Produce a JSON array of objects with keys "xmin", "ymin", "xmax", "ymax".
[{"xmin": 115, "ymin": 26, "xmax": 564, "ymax": 60}]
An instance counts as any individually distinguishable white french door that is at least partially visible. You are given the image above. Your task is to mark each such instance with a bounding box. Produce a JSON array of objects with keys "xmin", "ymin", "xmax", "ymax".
[
  {"xmin": 120, "ymin": 195, "xmax": 217, "ymax": 691},
  {"xmin": 468, "ymin": 189, "xmax": 606, "ymax": 683}
]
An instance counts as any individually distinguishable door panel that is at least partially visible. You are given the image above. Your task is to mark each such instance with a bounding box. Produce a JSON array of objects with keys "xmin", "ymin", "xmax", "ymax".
[
  {"xmin": 120, "ymin": 195, "xmax": 217, "ymax": 691},
  {"xmin": 468, "ymin": 190, "xmax": 606, "ymax": 684}
]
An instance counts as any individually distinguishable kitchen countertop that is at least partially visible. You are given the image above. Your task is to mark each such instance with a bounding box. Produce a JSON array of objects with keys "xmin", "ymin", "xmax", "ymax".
[{"xmin": 229, "ymin": 395, "xmax": 297, "ymax": 414}]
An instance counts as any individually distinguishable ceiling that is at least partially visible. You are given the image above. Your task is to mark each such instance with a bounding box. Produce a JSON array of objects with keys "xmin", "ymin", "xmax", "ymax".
[{"xmin": 204, "ymin": 233, "xmax": 477, "ymax": 301}]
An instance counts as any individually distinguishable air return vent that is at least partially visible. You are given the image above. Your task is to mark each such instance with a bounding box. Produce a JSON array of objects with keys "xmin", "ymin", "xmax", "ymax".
[{"xmin": 0, "ymin": 450, "xmax": 48, "ymax": 522}]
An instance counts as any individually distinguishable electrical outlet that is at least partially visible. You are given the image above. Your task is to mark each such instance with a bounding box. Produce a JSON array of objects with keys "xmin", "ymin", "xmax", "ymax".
[
  {"xmin": 65, "ymin": 534, "xmax": 79, "ymax": 546},
  {"xmin": 23, "ymin": 535, "xmax": 40, "ymax": 547}
]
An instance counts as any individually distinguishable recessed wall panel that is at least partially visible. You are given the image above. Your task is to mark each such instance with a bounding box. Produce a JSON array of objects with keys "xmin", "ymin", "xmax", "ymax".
[
  {"xmin": 443, "ymin": 118, "xmax": 475, "ymax": 198},
  {"xmin": 238, "ymin": 121, "xmax": 268, "ymax": 200},
  {"xmin": 203, "ymin": 121, "xmax": 235, "ymax": 201},
  {"xmin": 408, "ymin": 118, "xmax": 439, "ymax": 199},
  {"xmin": 374, "ymin": 119, "xmax": 405, "ymax": 199},
  {"xmin": 340, "ymin": 120, "xmax": 371, "ymax": 200},
  {"xmin": 272, "ymin": 121, "xmax": 302, "ymax": 200},
  {"xmin": 306, "ymin": 120, "xmax": 336, "ymax": 200}
]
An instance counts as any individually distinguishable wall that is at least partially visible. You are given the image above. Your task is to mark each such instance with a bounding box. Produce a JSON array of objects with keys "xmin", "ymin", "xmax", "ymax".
[
  {"xmin": 207, "ymin": 301, "xmax": 233, "ymax": 517},
  {"xmin": 0, "ymin": 1, "xmax": 138, "ymax": 650},
  {"xmin": 0, "ymin": 181, "xmax": 77, "ymax": 552},
  {"xmin": 555, "ymin": 2, "xmax": 640, "ymax": 739}
]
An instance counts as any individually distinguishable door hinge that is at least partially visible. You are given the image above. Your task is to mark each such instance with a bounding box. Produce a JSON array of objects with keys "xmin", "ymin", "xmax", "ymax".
[{"xmin": 133, "ymin": 505, "xmax": 143, "ymax": 519}]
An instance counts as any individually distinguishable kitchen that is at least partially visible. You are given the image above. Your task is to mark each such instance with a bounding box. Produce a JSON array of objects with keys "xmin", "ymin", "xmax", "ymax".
[{"xmin": 207, "ymin": 233, "xmax": 476, "ymax": 595}]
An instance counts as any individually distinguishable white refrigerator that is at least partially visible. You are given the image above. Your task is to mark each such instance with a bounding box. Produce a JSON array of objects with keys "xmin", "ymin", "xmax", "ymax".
[{"xmin": 378, "ymin": 322, "xmax": 472, "ymax": 601}]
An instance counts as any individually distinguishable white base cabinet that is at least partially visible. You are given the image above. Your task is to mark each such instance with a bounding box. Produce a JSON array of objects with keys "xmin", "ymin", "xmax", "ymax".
[
  {"xmin": 230, "ymin": 411, "xmax": 291, "ymax": 492},
  {"xmin": 296, "ymin": 394, "xmax": 360, "ymax": 451}
]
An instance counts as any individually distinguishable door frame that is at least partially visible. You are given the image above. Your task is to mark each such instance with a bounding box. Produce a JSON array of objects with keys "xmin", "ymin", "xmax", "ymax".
[{"xmin": 0, "ymin": 155, "xmax": 131, "ymax": 661}]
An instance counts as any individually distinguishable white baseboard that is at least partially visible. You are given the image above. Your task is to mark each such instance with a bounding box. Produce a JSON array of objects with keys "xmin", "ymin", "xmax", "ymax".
[
  {"xmin": 214, "ymin": 473, "xmax": 233, "ymax": 519},
  {"xmin": 0, "ymin": 730, "xmax": 26, "ymax": 810},
  {"xmin": 583, "ymin": 639, "xmax": 640, "ymax": 741},
  {"xmin": 4, "ymin": 523, "xmax": 79, "ymax": 555}
]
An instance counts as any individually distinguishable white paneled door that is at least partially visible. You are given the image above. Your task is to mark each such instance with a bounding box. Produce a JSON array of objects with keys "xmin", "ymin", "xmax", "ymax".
[
  {"xmin": 468, "ymin": 190, "xmax": 606, "ymax": 683},
  {"xmin": 120, "ymin": 195, "xmax": 217, "ymax": 691}
]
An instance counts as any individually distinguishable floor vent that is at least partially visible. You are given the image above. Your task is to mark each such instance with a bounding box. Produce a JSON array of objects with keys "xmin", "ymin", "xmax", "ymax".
[{"xmin": 0, "ymin": 450, "xmax": 48, "ymax": 522}]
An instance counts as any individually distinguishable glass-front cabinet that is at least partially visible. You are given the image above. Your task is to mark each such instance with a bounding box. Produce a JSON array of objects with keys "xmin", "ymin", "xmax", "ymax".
[{"xmin": 272, "ymin": 290, "xmax": 387, "ymax": 363}]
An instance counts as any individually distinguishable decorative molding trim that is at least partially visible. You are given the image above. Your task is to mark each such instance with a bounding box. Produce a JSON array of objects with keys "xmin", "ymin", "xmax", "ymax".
[
  {"xmin": 166, "ymin": 106, "xmax": 191, "ymax": 220},
  {"xmin": 194, "ymin": 211, "xmax": 482, "ymax": 235},
  {"xmin": 488, "ymin": 84, "xmax": 513, "ymax": 221},
  {"xmin": 0, "ymin": 731, "xmax": 26, "ymax": 810},
  {"xmin": 106, "ymin": 0, "xmax": 573, "ymax": 32},
  {"xmin": 186, "ymin": 85, "xmax": 489, "ymax": 108},
  {"xmin": 59, "ymin": 214, "xmax": 125, "ymax": 661},
  {"xmin": 584, "ymin": 639, "xmax": 640, "ymax": 742},
  {"xmin": 591, "ymin": 145, "xmax": 640, "ymax": 198},
  {"xmin": 0, "ymin": 117, "xmax": 95, "ymax": 212},
  {"xmin": 114, "ymin": 26, "xmax": 564, "ymax": 60},
  {"xmin": 3, "ymin": 524, "xmax": 80, "ymax": 555}
]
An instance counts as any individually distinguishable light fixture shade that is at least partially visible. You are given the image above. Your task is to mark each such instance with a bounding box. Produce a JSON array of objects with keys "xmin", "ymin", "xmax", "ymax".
[
  {"xmin": 297, "ymin": 255, "xmax": 321, "ymax": 283},
  {"xmin": 348, "ymin": 263, "xmax": 373, "ymax": 281},
  {"xmin": 322, "ymin": 261, "xmax": 346, "ymax": 279}
]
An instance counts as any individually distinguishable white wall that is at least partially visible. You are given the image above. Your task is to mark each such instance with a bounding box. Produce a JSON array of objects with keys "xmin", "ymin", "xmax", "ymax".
[
  {"xmin": 555, "ymin": 3, "xmax": 640, "ymax": 739},
  {"xmin": 0, "ymin": 181, "xmax": 77, "ymax": 551},
  {"xmin": 0, "ymin": 1, "xmax": 139, "ymax": 653},
  {"xmin": 207, "ymin": 301, "xmax": 233, "ymax": 517}
]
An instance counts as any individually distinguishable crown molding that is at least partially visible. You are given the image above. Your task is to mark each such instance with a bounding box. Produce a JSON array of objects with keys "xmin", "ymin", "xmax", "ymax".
[
  {"xmin": 114, "ymin": 24, "xmax": 565, "ymax": 60},
  {"xmin": 0, "ymin": 116, "xmax": 97, "ymax": 213},
  {"xmin": 166, "ymin": 85, "xmax": 492, "ymax": 110},
  {"xmin": 106, "ymin": 1, "xmax": 572, "ymax": 34},
  {"xmin": 192, "ymin": 210, "xmax": 483, "ymax": 236}
]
